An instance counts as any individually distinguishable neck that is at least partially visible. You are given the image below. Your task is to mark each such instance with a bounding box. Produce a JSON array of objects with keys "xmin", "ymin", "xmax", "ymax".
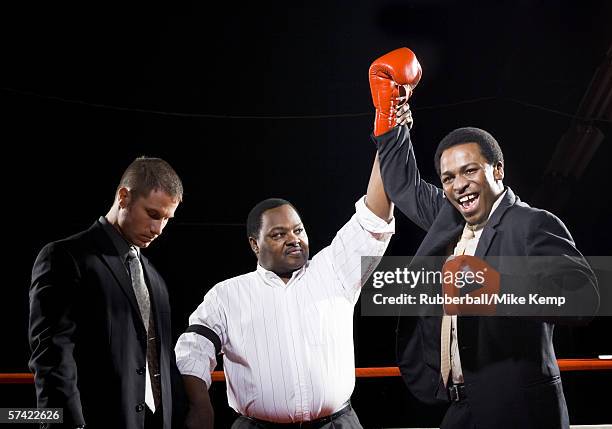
[
  {"xmin": 262, "ymin": 266, "xmax": 298, "ymax": 284},
  {"xmin": 277, "ymin": 269, "xmax": 298, "ymax": 284},
  {"xmin": 106, "ymin": 203, "xmax": 118, "ymax": 225},
  {"xmin": 493, "ymin": 183, "xmax": 505, "ymax": 199},
  {"xmin": 105, "ymin": 204, "xmax": 127, "ymax": 240},
  {"xmin": 467, "ymin": 186, "xmax": 505, "ymax": 226}
]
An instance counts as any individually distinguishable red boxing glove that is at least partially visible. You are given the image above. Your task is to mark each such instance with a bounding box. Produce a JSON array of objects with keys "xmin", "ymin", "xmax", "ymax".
[
  {"xmin": 369, "ymin": 47, "xmax": 422, "ymax": 136},
  {"xmin": 442, "ymin": 255, "xmax": 500, "ymax": 316}
]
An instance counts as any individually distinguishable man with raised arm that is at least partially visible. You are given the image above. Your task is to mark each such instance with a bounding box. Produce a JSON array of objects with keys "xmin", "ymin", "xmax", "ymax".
[
  {"xmin": 370, "ymin": 47, "xmax": 598, "ymax": 429},
  {"xmin": 174, "ymin": 52, "xmax": 422, "ymax": 427}
]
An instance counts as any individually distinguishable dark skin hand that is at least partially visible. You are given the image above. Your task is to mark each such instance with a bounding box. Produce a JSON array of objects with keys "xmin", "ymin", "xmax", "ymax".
[{"xmin": 183, "ymin": 375, "xmax": 214, "ymax": 429}]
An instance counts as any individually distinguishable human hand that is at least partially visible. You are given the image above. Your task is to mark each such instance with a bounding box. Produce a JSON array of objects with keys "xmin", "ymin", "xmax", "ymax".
[
  {"xmin": 185, "ymin": 407, "xmax": 213, "ymax": 429},
  {"xmin": 395, "ymin": 98, "xmax": 413, "ymax": 129}
]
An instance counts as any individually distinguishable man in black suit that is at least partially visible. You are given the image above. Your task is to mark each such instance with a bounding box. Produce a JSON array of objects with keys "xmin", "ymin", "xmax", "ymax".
[
  {"xmin": 367, "ymin": 47, "xmax": 598, "ymax": 429},
  {"xmin": 29, "ymin": 157, "xmax": 186, "ymax": 429},
  {"xmin": 374, "ymin": 118, "xmax": 599, "ymax": 427}
]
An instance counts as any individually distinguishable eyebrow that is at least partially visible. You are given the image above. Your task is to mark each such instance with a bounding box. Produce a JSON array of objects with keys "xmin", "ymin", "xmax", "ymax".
[
  {"xmin": 441, "ymin": 162, "xmax": 480, "ymax": 176},
  {"xmin": 268, "ymin": 223, "xmax": 303, "ymax": 232},
  {"xmin": 146, "ymin": 208, "xmax": 174, "ymax": 219}
]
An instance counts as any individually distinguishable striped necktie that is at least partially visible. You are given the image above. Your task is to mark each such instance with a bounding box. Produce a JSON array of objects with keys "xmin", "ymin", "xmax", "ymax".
[{"xmin": 127, "ymin": 247, "xmax": 161, "ymax": 412}]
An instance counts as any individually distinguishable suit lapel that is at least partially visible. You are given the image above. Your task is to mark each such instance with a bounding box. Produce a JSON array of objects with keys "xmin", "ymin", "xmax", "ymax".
[
  {"xmin": 88, "ymin": 222, "xmax": 144, "ymax": 323},
  {"xmin": 475, "ymin": 187, "xmax": 517, "ymax": 258},
  {"xmin": 475, "ymin": 228, "xmax": 496, "ymax": 258}
]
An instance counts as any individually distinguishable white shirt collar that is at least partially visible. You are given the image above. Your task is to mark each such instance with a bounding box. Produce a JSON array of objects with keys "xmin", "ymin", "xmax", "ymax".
[{"xmin": 255, "ymin": 262, "xmax": 308, "ymax": 286}]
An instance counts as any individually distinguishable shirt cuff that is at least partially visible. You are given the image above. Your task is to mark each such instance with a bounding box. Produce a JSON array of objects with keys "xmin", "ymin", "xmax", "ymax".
[
  {"xmin": 175, "ymin": 332, "xmax": 214, "ymax": 388},
  {"xmin": 355, "ymin": 195, "xmax": 395, "ymax": 234}
]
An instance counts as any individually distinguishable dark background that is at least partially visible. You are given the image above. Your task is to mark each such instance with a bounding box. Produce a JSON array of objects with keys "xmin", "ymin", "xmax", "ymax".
[{"xmin": 1, "ymin": 0, "xmax": 611, "ymax": 427}]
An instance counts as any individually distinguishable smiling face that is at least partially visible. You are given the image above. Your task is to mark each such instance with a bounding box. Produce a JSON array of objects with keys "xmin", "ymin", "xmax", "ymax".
[
  {"xmin": 249, "ymin": 204, "xmax": 309, "ymax": 281},
  {"xmin": 117, "ymin": 187, "xmax": 180, "ymax": 248},
  {"xmin": 439, "ymin": 142, "xmax": 505, "ymax": 225}
]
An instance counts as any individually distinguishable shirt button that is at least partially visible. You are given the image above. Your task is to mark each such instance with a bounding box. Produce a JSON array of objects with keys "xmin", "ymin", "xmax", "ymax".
[
  {"xmin": 136, "ymin": 367, "xmax": 145, "ymax": 375},
  {"xmin": 135, "ymin": 403, "xmax": 145, "ymax": 412}
]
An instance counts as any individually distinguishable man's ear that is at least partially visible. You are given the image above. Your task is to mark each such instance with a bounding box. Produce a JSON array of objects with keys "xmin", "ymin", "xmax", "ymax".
[
  {"xmin": 248, "ymin": 237, "xmax": 259, "ymax": 256},
  {"xmin": 118, "ymin": 187, "xmax": 131, "ymax": 209},
  {"xmin": 494, "ymin": 162, "xmax": 504, "ymax": 181}
]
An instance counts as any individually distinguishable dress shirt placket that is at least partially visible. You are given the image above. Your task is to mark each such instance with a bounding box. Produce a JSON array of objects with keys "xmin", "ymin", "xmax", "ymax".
[
  {"xmin": 298, "ymin": 272, "xmax": 317, "ymax": 421},
  {"xmin": 287, "ymin": 279, "xmax": 310, "ymax": 421},
  {"xmin": 259, "ymin": 267, "xmax": 311, "ymax": 420}
]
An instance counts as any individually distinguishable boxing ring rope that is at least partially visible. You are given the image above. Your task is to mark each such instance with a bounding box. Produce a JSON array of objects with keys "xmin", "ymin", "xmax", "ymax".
[{"xmin": 2, "ymin": 359, "xmax": 611, "ymax": 384}]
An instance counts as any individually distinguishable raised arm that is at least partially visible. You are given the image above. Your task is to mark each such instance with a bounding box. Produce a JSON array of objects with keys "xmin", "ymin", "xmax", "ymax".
[
  {"xmin": 368, "ymin": 47, "xmax": 446, "ymax": 231},
  {"xmin": 365, "ymin": 154, "xmax": 393, "ymax": 222},
  {"xmin": 376, "ymin": 126, "xmax": 446, "ymax": 231}
]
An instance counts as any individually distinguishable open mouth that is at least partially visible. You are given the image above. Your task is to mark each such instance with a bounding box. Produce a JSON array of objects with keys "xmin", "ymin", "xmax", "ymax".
[{"xmin": 458, "ymin": 193, "xmax": 479, "ymax": 213}]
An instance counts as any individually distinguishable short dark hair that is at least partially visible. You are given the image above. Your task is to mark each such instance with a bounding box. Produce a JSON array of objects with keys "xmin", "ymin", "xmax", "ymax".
[
  {"xmin": 247, "ymin": 198, "xmax": 298, "ymax": 239},
  {"xmin": 118, "ymin": 157, "xmax": 183, "ymax": 202},
  {"xmin": 434, "ymin": 127, "xmax": 504, "ymax": 176}
]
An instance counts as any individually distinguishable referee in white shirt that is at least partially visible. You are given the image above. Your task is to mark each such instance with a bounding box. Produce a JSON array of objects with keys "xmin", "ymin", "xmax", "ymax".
[{"xmin": 175, "ymin": 151, "xmax": 396, "ymax": 428}]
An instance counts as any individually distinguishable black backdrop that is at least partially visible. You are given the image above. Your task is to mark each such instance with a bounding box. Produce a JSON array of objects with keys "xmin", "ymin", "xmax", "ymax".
[{"xmin": 2, "ymin": 1, "xmax": 611, "ymax": 427}]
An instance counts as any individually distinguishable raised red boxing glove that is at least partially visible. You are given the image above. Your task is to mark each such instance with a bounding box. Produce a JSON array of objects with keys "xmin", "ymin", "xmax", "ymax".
[
  {"xmin": 441, "ymin": 255, "xmax": 500, "ymax": 316},
  {"xmin": 369, "ymin": 47, "xmax": 422, "ymax": 136}
]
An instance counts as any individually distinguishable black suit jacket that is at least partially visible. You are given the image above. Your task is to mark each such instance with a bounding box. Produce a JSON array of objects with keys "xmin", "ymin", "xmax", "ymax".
[
  {"xmin": 376, "ymin": 126, "xmax": 599, "ymax": 429},
  {"xmin": 29, "ymin": 220, "xmax": 185, "ymax": 429}
]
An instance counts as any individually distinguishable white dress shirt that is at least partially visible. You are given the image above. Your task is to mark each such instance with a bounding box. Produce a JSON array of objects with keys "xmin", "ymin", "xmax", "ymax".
[
  {"xmin": 175, "ymin": 196, "xmax": 394, "ymax": 423},
  {"xmin": 450, "ymin": 189, "xmax": 506, "ymax": 384}
]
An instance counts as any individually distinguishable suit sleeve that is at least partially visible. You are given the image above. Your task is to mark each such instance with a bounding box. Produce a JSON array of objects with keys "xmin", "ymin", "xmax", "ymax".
[
  {"xmin": 374, "ymin": 125, "xmax": 446, "ymax": 231},
  {"xmin": 499, "ymin": 210, "xmax": 599, "ymax": 323},
  {"xmin": 28, "ymin": 242, "xmax": 85, "ymax": 427}
]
